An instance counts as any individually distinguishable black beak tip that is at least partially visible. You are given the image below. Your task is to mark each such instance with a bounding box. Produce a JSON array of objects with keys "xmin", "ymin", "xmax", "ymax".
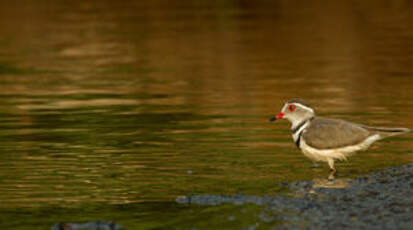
[{"xmin": 269, "ymin": 117, "xmax": 276, "ymax": 122}]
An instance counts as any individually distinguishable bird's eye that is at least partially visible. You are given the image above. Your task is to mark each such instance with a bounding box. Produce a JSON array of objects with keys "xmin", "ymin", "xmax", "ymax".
[{"xmin": 288, "ymin": 104, "xmax": 296, "ymax": 112}]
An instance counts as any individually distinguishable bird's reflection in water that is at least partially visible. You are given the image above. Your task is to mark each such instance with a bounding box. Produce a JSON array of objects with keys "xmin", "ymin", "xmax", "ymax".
[
  {"xmin": 312, "ymin": 178, "xmax": 351, "ymax": 189},
  {"xmin": 52, "ymin": 221, "xmax": 120, "ymax": 230}
]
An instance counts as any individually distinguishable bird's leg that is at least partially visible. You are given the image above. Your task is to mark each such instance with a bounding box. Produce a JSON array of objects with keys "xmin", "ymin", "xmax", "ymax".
[
  {"xmin": 327, "ymin": 158, "xmax": 337, "ymax": 180},
  {"xmin": 328, "ymin": 169, "xmax": 337, "ymax": 180}
]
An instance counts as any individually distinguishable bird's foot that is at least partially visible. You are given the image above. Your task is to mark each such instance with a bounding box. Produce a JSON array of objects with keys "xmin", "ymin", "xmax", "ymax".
[{"xmin": 328, "ymin": 169, "xmax": 337, "ymax": 181}]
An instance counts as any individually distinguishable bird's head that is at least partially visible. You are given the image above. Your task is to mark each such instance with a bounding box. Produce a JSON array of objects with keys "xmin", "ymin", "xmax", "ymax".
[{"xmin": 269, "ymin": 99, "xmax": 315, "ymax": 128}]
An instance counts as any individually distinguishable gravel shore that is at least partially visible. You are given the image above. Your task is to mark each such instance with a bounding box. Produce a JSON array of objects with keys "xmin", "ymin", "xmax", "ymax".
[{"xmin": 176, "ymin": 163, "xmax": 413, "ymax": 230}]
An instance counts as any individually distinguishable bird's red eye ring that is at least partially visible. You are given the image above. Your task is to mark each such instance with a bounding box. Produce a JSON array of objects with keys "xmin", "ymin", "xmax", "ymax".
[{"xmin": 288, "ymin": 104, "xmax": 296, "ymax": 112}]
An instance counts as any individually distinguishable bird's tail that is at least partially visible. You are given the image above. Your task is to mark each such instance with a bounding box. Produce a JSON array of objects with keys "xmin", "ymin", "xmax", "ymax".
[{"xmin": 363, "ymin": 126, "xmax": 411, "ymax": 138}]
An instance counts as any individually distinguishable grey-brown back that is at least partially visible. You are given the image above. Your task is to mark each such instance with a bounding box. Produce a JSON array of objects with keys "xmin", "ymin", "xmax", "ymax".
[{"xmin": 302, "ymin": 117, "xmax": 371, "ymax": 149}]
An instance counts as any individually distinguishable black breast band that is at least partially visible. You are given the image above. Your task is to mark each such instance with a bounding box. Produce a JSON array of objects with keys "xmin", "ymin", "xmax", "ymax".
[
  {"xmin": 292, "ymin": 117, "xmax": 314, "ymax": 149},
  {"xmin": 295, "ymin": 132, "xmax": 302, "ymax": 149}
]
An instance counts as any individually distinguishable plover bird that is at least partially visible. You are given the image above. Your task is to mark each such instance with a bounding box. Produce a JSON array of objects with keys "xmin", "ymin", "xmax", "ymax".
[{"xmin": 269, "ymin": 99, "xmax": 411, "ymax": 179}]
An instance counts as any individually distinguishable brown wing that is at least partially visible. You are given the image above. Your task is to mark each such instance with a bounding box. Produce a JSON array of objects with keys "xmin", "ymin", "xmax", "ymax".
[{"xmin": 303, "ymin": 117, "xmax": 371, "ymax": 149}]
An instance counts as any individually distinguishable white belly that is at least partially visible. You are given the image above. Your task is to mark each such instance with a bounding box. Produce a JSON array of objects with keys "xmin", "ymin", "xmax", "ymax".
[{"xmin": 298, "ymin": 134, "xmax": 381, "ymax": 162}]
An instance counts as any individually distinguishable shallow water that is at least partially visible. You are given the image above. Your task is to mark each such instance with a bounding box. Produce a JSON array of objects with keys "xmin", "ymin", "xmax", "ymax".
[{"xmin": 0, "ymin": 1, "xmax": 412, "ymax": 229}]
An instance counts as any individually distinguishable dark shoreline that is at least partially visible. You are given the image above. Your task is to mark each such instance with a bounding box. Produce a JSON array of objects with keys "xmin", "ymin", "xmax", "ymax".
[{"xmin": 177, "ymin": 163, "xmax": 413, "ymax": 230}]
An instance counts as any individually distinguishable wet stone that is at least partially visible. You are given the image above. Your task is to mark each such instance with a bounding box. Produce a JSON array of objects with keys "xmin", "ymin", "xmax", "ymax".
[{"xmin": 176, "ymin": 163, "xmax": 413, "ymax": 230}]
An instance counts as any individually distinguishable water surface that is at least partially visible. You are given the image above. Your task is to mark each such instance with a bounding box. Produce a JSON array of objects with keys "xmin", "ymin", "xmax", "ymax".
[{"xmin": 0, "ymin": 1, "xmax": 412, "ymax": 229}]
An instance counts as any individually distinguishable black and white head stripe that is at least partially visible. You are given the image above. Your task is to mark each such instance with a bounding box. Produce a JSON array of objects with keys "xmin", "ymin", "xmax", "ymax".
[
  {"xmin": 282, "ymin": 99, "xmax": 314, "ymax": 114},
  {"xmin": 286, "ymin": 99, "xmax": 311, "ymax": 107}
]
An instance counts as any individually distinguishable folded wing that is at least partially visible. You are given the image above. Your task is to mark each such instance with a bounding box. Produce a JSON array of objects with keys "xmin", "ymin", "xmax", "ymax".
[{"xmin": 303, "ymin": 117, "xmax": 371, "ymax": 149}]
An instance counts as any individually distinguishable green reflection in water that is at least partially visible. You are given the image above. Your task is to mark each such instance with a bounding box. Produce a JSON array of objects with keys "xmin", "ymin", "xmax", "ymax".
[{"xmin": 1, "ymin": 202, "xmax": 280, "ymax": 229}]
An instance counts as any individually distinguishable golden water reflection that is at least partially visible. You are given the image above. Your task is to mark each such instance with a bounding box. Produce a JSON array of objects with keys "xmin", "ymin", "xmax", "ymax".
[{"xmin": 0, "ymin": 1, "xmax": 412, "ymax": 227}]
